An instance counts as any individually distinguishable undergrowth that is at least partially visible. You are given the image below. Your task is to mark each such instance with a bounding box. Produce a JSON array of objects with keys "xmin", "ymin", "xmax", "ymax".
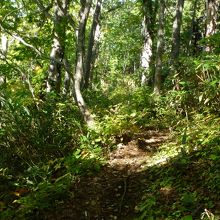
[
  {"xmin": 0, "ymin": 70, "xmax": 219, "ymax": 219},
  {"xmin": 136, "ymin": 115, "xmax": 220, "ymax": 220}
]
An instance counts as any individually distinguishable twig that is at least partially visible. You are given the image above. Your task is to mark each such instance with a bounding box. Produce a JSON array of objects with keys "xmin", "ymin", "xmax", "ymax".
[
  {"xmin": 12, "ymin": 34, "xmax": 42, "ymax": 55},
  {"xmin": 119, "ymin": 176, "xmax": 128, "ymax": 213},
  {"xmin": 0, "ymin": 23, "xmax": 42, "ymax": 56}
]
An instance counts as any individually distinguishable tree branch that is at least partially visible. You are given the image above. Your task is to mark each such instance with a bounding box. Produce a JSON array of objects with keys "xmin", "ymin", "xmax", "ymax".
[
  {"xmin": 12, "ymin": 34, "xmax": 42, "ymax": 55},
  {"xmin": 0, "ymin": 23, "xmax": 42, "ymax": 56}
]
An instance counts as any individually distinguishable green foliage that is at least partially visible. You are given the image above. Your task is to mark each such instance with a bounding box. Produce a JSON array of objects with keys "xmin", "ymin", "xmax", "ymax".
[
  {"xmin": 181, "ymin": 215, "xmax": 193, "ymax": 220},
  {"xmin": 186, "ymin": 115, "xmax": 220, "ymax": 151},
  {"xmin": 0, "ymin": 133, "xmax": 104, "ymax": 219},
  {"xmin": 0, "ymin": 161, "xmax": 73, "ymax": 219},
  {"xmin": 0, "ymin": 87, "xmax": 104, "ymax": 218},
  {"xmin": 98, "ymin": 1, "xmax": 142, "ymax": 77},
  {"xmin": 96, "ymin": 90, "xmax": 153, "ymax": 146},
  {"xmin": 137, "ymin": 115, "xmax": 220, "ymax": 220},
  {"xmin": 200, "ymin": 33, "xmax": 220, "ymax": 54},
  {"xmin": 137, "ymin": 195, "xmax": 156, "ymax": 220},
  {"xmin": 0, "ymin": 0, "xmax": 220, "ymax": 218},
  {"xmin": 166, "ymin": 55, "xmax": 220, "ymax": 114},
  {"xmin": 0, "ymin": 83, "xmax": 107, "ymax": 218},
  {"xmin": 13, "ymin": 175, "xmax": 72, "ymax": 218},
  {"xmin": 0, "ymin": 87, "xmax": 82, "ymax": 167}
]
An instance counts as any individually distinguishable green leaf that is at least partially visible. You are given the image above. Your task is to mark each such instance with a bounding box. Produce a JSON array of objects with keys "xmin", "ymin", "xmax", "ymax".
[
  {"xmin": 210, "ymin": 154, "xmax": 219, "ymax": 161},
  {"xmin": 130, "ymin": 112, "xmax": 136, "ymax": 117},
  {"xmin": 181, "ymin": 192, "xmax": 196, "ymax": 206},
  {"xmin": 94, "ymin": 138, "xmax": 102, "ymax": 142},
  {"xmin": 181, "ymin": 215, "xmax": 193, "ymax": 220}
]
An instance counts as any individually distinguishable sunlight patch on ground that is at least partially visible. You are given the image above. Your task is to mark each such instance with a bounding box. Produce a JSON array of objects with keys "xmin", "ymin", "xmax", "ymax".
[{"xmin": 107, "ymin": 131, "xmax": 178, "ymax": 173}]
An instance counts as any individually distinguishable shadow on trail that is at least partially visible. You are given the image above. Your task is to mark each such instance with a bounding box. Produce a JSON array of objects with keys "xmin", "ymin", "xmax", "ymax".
[{"xmin": 42, "ymin": 130, "xmax": 220, "ymax": 220}]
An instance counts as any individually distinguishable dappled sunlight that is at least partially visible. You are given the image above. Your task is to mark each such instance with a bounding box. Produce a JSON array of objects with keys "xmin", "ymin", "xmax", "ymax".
[
  {"xmin": 1, "ymin": 0, "xmax": 219, "ymax": 219},
  {"xmin": 41, "ymin": 129, "xmax": 176, "ymax": 219},
  {"xmin": 108, "ymin": 130, "xmax": 171, "ymax": 173}
]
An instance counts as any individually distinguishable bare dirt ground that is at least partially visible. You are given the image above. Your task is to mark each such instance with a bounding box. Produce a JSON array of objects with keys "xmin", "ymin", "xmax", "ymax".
[{"xmin": 45, "ymin": 129, "xmax": 170, "ymax": 220}]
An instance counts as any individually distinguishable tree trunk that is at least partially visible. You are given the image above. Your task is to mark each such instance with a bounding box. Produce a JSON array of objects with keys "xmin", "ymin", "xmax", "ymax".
[
  {"xmin": 84, "ymin": 0, "xmax": 102, "ymax": 90},
  {"xmin": 46, "ymin": 0, "xmax": 69, "ymax": 93},
  {"xmin": 205, "ymin": 0, "xmax": 218, "ymax": 52},
  {"xmin": 170, "ymin": 0, "xmax": 185, "ymax": 62},
  {"xmin": 1, "ymin": 34, "xmax": 8, "ymax": 58},
  {"xmin": 187, "ymin": 0, "xmax": 198, "ymax": 54},
  {"xmin": 63, "ymin": 56, "xmax": 72, "ymax": 95},
  {"xmin": 154, "ymin": 0, "xmax": 165, "ymax": 95},
  {"xmin": 170, "ymin": 0, "xmax": 185, "ymax": 90},
  {"xmin": 0, "ymin": 34, "xmax": 8, "ymax": 86},
  {"xmin": 140, "ymin": 0, "xmax": 155, "ymax": 86},
  {"xmin": 74, "ymin": 0, "xmax": 95, "ymax": 128}
]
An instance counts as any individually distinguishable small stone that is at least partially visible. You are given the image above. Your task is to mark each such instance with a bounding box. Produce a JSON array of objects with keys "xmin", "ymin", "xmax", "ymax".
[{"xmin": 118, "ymin": 185, "xmax": 122, "ymax": 189}]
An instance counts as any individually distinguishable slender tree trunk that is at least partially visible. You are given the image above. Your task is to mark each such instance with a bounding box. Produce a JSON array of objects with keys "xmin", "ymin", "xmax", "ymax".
[
  {"xmin": 140, "ymin": 0, "xmax": 154, "ymax": 86},
  {"xmin": 84, "ymin": 0, "xmax": 102, "ymax": 89},
  {"xmin": 170, "ymin": 0, "xmax": 185, "ymax": 90},
  {"xmin": 154, "ymin": 0, "xmax": 165, "ymax": 95},
  {"xmin": 1, "ymin": 34, "xmax": 8, "ymax": 58},
  {"xmin": 74, "ymin": 0, "xmax": 95, "ymax": 128},
  {"xmin": 63, "ymin": 56, "xmax": 72, "ymax": 95},
  {"xmin": 187, "ymin": 0, "xmax": 198, "ymax": 54},
  {"xmin": 46, "ymin": 0, "xmax": 69, "ymax": 93},
  {"xmin": 170, "ymin": 0, "xmax": 185, "ymax": 62},
  {"xmin": 205, "ymin": 0, "xmax": 218, "ymax": 52},
  {"xmin": 0, "ymin": 34, "xmax": 8, "ymax": 86}
]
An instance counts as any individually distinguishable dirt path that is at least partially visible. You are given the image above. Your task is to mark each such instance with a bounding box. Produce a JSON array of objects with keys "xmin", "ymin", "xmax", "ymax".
[{"xmin": 46, "ymin": 129, "xmax": 170, "ymax": 220}]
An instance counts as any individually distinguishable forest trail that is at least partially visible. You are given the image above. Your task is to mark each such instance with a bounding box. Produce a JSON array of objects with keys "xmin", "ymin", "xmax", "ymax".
[{"xmin": 46, "ymin": 129, "xmax": 170, "ymax": 220}]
